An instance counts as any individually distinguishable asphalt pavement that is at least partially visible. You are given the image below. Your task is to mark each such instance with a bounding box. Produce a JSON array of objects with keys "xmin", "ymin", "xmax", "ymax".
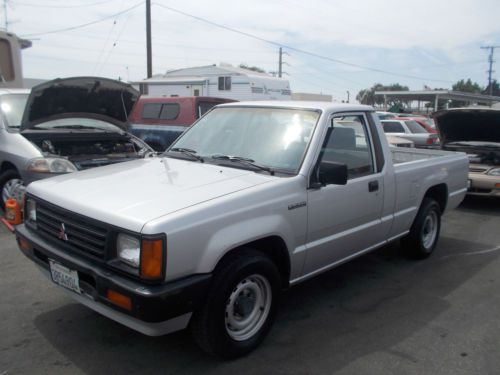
[{"xmin": 1, "ymin": 196, "xmax": 499, "ymax": 375}]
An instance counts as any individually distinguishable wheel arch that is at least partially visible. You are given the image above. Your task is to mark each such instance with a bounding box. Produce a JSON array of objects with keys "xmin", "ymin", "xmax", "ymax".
[
  {"xmin": 214, "ymin": 235, "xmax": 291, "ymax": 289},
  {"xmin": 0, "ymin": 161, "xmax": 19, "ymax": 174},
  {"xmin": 423, "ymin": 183, "xmax": 448, "ymax": 213}
]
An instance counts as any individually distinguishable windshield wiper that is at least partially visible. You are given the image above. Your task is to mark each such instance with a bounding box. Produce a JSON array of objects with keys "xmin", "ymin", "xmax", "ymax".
[
  {"xmin": 168, "ymin": 147, "xmax": 205, "ymax": 162},
  {"xmin": 211, "ymin": 154, "xmax": 274, "ymax": 175}
]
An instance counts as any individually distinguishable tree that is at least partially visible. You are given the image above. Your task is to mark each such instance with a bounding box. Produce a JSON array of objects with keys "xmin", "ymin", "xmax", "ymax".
[
  {"xmin": 450, "ymin": 79, "xmax": 484, "ymax": 107},
  {"xmin": 356, "ymin": 83, "xmax": 409, "ymax": 107},
  {"xmin": 452, "ymin": 78, "xmax": 483, "ymax": 93},
  {"xmin": 239, "ymin": 64, "xmax": 266, "ymax": 73},
  {"xmin": 483, "ymin": 80, "xmax": 500, "ymax": 96}
]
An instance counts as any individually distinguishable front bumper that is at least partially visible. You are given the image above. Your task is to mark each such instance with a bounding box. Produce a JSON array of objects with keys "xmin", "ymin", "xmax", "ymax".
[
  {"xmin": 15, "ymin": 224, "xmax": 212, "ymax": 336},
  {"xmin": 467, "ymin": 172, "xmax": 500, "ymax": 197}
]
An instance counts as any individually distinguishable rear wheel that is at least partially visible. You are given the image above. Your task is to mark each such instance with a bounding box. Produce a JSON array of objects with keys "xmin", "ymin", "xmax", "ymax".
[
  {"xmin": 191, "ymin": 249, "xmax": 280, "ymax": 358},
  {"xmin": 0, "ymin": 170, "xmax": 23, "ymax": 210},
  {"xmin": 402, "ymin": 198, "xmax": 441, "ymax": 259}
]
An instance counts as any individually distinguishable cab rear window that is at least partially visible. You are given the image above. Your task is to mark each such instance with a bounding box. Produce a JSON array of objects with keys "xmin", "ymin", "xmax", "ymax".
[{"xmin": 142, "ymin": 103, "xmax": 180, "ymax": 120}]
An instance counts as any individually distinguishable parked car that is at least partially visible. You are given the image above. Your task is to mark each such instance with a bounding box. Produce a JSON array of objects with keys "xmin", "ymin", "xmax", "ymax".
[
  {"xmin": 395, "ymin": 116, "xmax": 437, "ymax": 134},
  {"xmin": 0, "ymin": 77, "xmax": 154, "ymax": 208},
  {"xmin": 380, "ymin": 119, "xmax": 440, "ymax": 148},
  {"xmin": 16, "ymin": 101, "xmax": 468, "ymax": 358},
  {"xmin": 386, "ymin": 135, "xmax": 415, "ymax": 148},
  {"xmin": 129, "ymin": 96, "xmax": 236, "ymax": 151},
  {"xmin": 434, "ymin": 107, "xmax": 500, "ymax": 197}
]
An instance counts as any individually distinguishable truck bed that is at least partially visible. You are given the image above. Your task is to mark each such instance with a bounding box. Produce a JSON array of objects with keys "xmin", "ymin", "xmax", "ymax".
[{"xmin": 391, "ymin": 147, "xmax": 461, "ymax": 165}]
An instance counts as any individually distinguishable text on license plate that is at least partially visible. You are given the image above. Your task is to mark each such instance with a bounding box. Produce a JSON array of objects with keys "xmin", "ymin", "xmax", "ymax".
[{"xmin": 49, "ymin": 260, "xmax": 81, "ymax": 294}]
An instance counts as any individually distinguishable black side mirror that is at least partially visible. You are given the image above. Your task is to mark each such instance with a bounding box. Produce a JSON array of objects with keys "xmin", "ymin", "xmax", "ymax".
[{"xmin": 312, "ymin": 161, "xmax": 348, "ymax": 187}]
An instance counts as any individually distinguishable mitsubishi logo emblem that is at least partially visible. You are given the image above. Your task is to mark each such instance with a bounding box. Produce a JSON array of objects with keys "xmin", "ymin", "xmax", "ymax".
[{"xmin": 58, "ymin": 223, "xmax": 68, "ymax": 241}]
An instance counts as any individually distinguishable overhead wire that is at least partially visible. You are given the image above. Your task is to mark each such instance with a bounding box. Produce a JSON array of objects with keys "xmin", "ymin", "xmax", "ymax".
[
  {"xmin": 152, "ymin": 2, "xmax": 453, "ymax": 84},
  {"xmin": 19, "ymin": 1, "xmax": 144, "ymax": 37}
]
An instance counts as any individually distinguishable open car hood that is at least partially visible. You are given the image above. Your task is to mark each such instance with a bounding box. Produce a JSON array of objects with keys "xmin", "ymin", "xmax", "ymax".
[
  {"xmin": 20, "ymin": 77, "xmax": 139, "ymax": 131},
  {"xmin": 433, "ymin": 107, "xmax": 500, "ymax": 145}
]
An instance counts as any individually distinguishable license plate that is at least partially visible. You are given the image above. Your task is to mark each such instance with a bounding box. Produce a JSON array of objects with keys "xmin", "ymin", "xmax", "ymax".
[{"xmin": 49, "ymin": 259, "xmax": 81, "ymax": 294}]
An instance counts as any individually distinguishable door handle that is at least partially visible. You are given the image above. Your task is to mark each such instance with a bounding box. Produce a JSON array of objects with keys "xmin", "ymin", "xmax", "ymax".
[{"xmin": 368, "ymin": 180, "xmax": 379, "ymax": 192}]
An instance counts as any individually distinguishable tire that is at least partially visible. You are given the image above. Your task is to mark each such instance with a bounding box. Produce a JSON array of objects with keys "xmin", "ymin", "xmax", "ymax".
[
  {"xmin": 0, "ymin": 169, "xmax": 23, "ymax": 210},
  {"xmin": 402, "ymin": 198, "xmax": 441, "ymax": 259},
  {"xmin": 191, "ymin": 249, "xmax": 281, "ymax": 359}
]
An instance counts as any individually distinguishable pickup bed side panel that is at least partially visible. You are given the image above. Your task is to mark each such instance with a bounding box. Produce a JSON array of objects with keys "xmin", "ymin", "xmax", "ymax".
[{"xmin": 142, "ymin": 177, "xmax": 309, "ymax": 282}]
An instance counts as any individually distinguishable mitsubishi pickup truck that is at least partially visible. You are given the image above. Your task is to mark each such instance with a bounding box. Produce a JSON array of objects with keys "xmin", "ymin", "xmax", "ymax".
[{"xmin": 15, "ymin": 102, "xmax": 468, "ymax": 358}]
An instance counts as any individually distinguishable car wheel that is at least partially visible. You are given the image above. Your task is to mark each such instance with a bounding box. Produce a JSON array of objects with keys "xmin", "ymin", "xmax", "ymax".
[
  {"xmin": 0, "ymin": 170, "xmax": 23, "ymax": 210},
  {"xmin": 402, "ymin": 198, "xmax": 441, "ymax": 259},
  {"xmin": 191, "ymin": 249, "xmax": 281, "ymax": 358}
]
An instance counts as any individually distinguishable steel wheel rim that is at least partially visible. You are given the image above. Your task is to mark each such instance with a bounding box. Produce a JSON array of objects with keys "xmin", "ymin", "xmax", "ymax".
[
  {"xmin": 225, "ymin": 274, "xmax": 272, "ymax": 341},
  {"xmin": 2, "ymin": 178, "xmax": 22, "ymax": 204},
  {"xmin": 421, "ymin": 210, "xmax": 438, "ymax": 249}
]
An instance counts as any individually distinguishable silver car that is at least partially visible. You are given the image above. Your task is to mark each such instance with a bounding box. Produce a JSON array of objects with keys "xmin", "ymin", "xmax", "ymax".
[
  {"xmin": 380, "ymin": 119, "xmax": 440, "ymax": 148},
  {"xmin": 0, "ymin": 77, "xmax": 154, "ymax": 208}
]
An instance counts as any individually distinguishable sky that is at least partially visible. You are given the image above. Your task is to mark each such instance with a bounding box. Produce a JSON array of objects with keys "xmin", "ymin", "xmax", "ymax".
[{"xmin": 3, "ymin": 0, "xmax": 500, "ymax": 102}]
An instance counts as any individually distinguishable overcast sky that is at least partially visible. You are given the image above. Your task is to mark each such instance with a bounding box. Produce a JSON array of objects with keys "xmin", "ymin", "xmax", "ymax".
[{"xmin": 3, "ymin": 0, "xmax": 500, "ymax": 101}]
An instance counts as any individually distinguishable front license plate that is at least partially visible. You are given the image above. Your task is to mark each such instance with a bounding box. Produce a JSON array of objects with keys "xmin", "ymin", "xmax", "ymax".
[{"xmin": 49, "ymin": 260, "xmax": 81, "ymax": 294}]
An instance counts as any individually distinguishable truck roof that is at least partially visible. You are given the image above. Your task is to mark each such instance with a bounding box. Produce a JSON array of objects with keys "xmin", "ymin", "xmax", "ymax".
[{"xmin": 217, "ymin": 101, "xmax": 374, "ymax": 113}]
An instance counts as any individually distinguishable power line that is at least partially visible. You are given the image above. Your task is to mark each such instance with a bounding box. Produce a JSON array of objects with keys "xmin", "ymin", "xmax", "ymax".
[
  {"xmin": 153, "ymin": 2, "xmax": 453, "ymax": 84},
  {"xmin": 19, "ymin": 1, "xmax": 143, "ymax": 37},
  {"xmin": 11, "ymin": 0, "xmax": 118, "ymax": 8}
]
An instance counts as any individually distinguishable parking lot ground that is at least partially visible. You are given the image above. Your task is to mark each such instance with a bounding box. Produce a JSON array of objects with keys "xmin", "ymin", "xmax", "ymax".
[{"xmin": 1, "ymin": 196, "xmax": 499, "ymax": 375}]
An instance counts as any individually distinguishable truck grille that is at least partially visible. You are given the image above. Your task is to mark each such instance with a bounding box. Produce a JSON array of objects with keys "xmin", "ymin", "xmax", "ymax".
[{"xmin": 35, "ymin": 200, "xmax": 108, "ymax": 259}]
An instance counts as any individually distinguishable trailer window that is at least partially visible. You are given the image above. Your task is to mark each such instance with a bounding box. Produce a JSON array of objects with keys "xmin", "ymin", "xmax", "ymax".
[{"xmin": 218, "ymin": 76, "xmax": 231, "ymax": 91}]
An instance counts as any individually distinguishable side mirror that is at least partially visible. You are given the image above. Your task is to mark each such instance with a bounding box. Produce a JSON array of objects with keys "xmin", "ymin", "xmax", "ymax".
[{"xmin": 313, "ymin": 161, "xmax": 348, "ymax": 187}]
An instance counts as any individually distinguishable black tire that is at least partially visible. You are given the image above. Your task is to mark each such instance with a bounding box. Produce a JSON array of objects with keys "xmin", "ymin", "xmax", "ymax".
[
  {"xmin": 191, "ymin": 249, "xmax": 281, "ymax": 359},
  {"xmin": 0, "ymin": 169, "xmax": 22, "ymax": 210},
  {"xmin": 402, "ymin": 198, "xmax": 441, "ymax": 259}
]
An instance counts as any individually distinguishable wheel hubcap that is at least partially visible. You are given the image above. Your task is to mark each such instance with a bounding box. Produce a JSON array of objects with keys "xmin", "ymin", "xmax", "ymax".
[
  {"xmin": 2, "ymin": 178, "xmax": 23, "ymax": 204},
  {"xmin": 421, "ymin": 210, "xmax": 438, "ymax": 249},
  {"xmin": 225, "ymin": 274, "xmax": 272, "ymax": 341}
]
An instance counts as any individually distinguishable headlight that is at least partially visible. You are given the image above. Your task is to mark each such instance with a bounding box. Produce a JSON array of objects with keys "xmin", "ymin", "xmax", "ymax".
[
  {"xmin": 117, "ymin": 233, "xmax": 140, "ymax": 268},
  {"xmin": 487, "ymin": 168, "xmax": 500, "ymax": 176},
  {"xmin": 25, "ymin": 198, "xmax": 37, "ymax": 222},
  {"xmin": 26, "ymin": 158, "xmax": 78, "ymax": 173}
]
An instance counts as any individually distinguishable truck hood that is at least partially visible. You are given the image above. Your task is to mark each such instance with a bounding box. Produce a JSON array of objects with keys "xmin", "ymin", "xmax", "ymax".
[
  {"xmin": 433, "ymin": 108, "xmax": 500, "ymax": 145},
  {"xmin": 27, "ymin": 157, "xmax": 275, "ymax": 232},
  {"xmin": 21, "ymin": 77, "xmax": 139, "ymax": 131}
]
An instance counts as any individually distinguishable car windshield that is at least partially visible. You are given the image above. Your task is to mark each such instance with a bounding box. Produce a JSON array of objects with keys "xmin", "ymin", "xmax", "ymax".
[
  {"xmin": 0, "ymin": 93, "xmax": 29, "ymax": 129},
  {"xmin": 169, "ymin": 107, "xmax": 320, "ymax": 173},
  {"xmin": 405, "ymin": 120, "xmax": 428, "ymax": 133},
  {"xmin": 33, "ymin": 118, "xmax": 123, "ymax": 132}
]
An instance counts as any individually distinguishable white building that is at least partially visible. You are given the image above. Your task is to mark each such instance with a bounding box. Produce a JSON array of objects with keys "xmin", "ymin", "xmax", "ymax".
[{"xmin": 133, "ymin": 63, "xmax": 292, "ymax": 101}]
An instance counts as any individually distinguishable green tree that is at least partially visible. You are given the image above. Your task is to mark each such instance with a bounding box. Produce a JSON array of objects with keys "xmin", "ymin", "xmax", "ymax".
[
  {"xmin": 356, "ymin": 83, "xmax": 409, "ymax": 107},
  {"xmin": 452, "ymin": 78, "xmax": 483, "ymax": 93},
  {"xmin": 239, "ymin": 64, "xmax": 266, "ymax": 73},
  {"xmin": 483, "ymin": 80, "xmax": 500, "ymax": 96}
]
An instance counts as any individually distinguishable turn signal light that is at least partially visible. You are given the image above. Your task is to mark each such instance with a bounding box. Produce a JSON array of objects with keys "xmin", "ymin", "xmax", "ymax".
[
  {"xmin": 107, "ymin": 289, "xmax": 132, "ymax": 311},
  {"xmin": 140, "ymin": 237, "xmax": 165, "ymax": 280}
]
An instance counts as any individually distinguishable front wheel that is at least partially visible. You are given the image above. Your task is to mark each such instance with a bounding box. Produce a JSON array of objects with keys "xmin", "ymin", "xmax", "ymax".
[
  {"xmin": 402, "ymin": 198, "xmax": 441, "ymax": 259},
  {"xmin": 191, "ymin": 249, "xmax": 280, "ymax": 358},
  {"xmin": 0, "ymin": 170, "xmax": 23, "ymax": 210}
]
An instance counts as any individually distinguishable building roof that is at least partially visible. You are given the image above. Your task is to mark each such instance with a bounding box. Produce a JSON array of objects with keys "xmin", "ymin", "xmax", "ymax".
[
  {"xmin": 374, "ymin": 90, "xmax": 500, "ymax": 105},
  {"xmin": 165, "ymin": 64, "xmax": 273, "ymax": 78}
]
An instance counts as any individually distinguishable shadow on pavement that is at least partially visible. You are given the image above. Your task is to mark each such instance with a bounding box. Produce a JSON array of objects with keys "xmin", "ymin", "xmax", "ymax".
[{"xmin": 34, "ymin": 233, "xmax": 498, "ymax": 374}]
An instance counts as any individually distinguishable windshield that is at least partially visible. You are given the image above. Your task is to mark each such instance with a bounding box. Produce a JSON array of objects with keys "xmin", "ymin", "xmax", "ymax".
[
  {"xmin": 170, "ymin": 107, "xmax": 320, "ymax": 173},
  {"xmin": 0, "ymin": 93, "xmax": 29, "ymax": 129},
  {"xmin": 33, "ymin": 117, "xmax": 123, "ymax": 132}
]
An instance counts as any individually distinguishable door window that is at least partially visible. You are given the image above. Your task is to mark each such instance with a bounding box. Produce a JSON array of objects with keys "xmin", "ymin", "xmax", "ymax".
[{"xmin": 321, "ymin": 114, "xmax": 375, "ymax": 179}]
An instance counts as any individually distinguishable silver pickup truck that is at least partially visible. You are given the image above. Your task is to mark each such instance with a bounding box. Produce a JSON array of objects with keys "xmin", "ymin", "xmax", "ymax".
[{"xmin": 15, "ymin": 102, "xmax": 468, "ymax": 358}]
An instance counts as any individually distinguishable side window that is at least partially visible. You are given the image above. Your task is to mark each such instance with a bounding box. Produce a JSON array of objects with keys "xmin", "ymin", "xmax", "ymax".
[
  {"xmin": 142, "ymin": 103, "xmax": 162, "ymax": 119},
  {"xmin": 218, "ymin": 76, "xmax": 232, "ymax": 91},
  {"xmin": 198, "ymin": 101, "xmax": 217, "ymax": 117},
  {"xmin": 159, "ymin": 103, "xmax": 180, "ymax": 120},
  {"xmin": 382, "ymin": 121, "xmax": 404, "ymax": 133},
  {"xmin": 321, "ymin": 114, "xmax": 374, "ymax": 179}
]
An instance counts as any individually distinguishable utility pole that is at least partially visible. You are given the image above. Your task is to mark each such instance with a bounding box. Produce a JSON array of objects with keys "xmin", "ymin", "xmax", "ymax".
[
  {"xmin": 146, "ymin": 0, "xmax": 152, "ymax": 78},
  {"xmin": 278, "ymin": 47, "xmax": 289, "ymax": 78},
  {"xmin": 481, "ymin": 45, "xmax": 500, "ymax": 96},
  {"xmin": 3, "ymin": 0, "xmax": 9, "ymax": 30}
]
